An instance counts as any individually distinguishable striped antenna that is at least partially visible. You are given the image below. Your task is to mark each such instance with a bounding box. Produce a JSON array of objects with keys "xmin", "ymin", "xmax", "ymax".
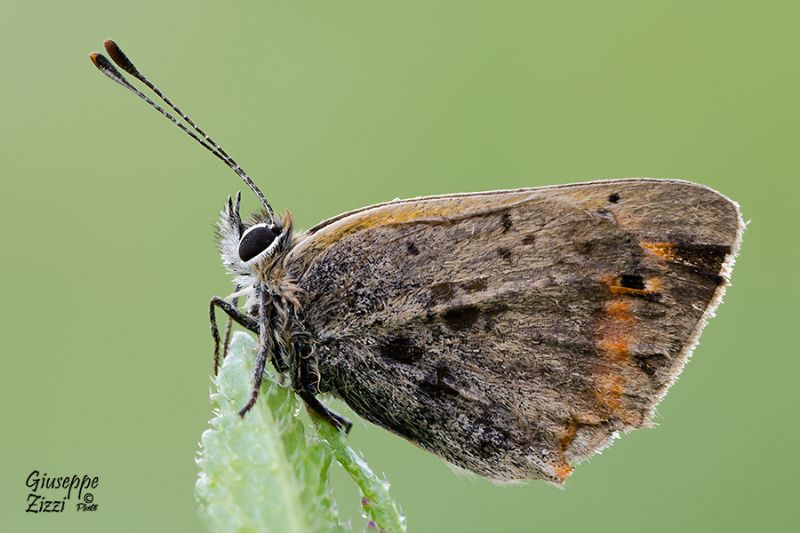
[{"xmin": 89, "ymin": 39, "xmax": 275, "ymax": 222}]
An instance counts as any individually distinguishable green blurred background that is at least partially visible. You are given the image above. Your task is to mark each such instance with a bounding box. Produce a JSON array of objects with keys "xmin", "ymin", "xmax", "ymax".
[{"xmin": 1, "ymin": 1, "xmax": 797, "ymax": 531}]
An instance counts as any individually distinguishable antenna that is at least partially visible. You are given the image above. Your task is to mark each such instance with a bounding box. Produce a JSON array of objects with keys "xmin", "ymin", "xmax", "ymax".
[{"xmin": 89, "ymin": 39, "xmax": 275, "ymax": 222}]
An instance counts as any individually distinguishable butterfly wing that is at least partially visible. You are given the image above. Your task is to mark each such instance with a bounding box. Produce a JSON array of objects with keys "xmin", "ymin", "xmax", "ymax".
[{"xmin": 285, "ymin": 179, "xmax": 743, "ymax": 482}]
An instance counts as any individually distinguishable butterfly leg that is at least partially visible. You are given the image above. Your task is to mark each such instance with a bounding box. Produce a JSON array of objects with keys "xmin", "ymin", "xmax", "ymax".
[
  {"xmin": 292, "ymin": 348, "xmax": 352, "ymax": 433},
  {"xmin": 221, "ymin": 284, "xmax": 243, "ymax": 363},
  {"xmin": 238, "ymin": 286, "xmax": 273, "ymax": 417},
  {"xmin": 220, "ymin": 294, "xmax": 239, "ymax": 361},
  {"xmin": 298, "ymin": 390, "xmax": 353, "ymax": 434},
  {"xmin": 209, "ymin": 296, "xmax": 258, "ymax": 375},
  {"xmin": 237, "ymin": 338, "xmax": 270, "ymax": 418}
]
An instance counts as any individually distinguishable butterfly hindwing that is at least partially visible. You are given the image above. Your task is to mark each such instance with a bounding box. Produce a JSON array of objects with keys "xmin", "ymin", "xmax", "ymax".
[{"xmin": 286, "ymin": 179, "xmax": 742, "ymax": 482}]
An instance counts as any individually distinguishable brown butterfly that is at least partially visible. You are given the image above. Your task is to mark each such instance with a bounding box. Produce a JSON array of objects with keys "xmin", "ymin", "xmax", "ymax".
[{"xmin": 90, "ymin": 40, "xmax": 743, "ymax": 483}]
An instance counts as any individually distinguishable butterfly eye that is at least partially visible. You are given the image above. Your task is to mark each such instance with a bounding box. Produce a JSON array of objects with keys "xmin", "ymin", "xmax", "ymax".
[{"xmin": 238, "ymin": 224, "xmax": 277, "ymax": 262}]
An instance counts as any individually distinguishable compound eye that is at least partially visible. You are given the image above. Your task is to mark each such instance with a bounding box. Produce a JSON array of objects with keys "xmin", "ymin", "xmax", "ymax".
[{"xmin": 238, "ymin": 224, "xmax": 277, "ymax": 262}]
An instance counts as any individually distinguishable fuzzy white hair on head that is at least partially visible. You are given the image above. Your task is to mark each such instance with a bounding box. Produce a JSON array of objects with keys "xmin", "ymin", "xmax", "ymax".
[{"xmin": 217, "ymin": 197, "xmax": 250, "ymax": 275}]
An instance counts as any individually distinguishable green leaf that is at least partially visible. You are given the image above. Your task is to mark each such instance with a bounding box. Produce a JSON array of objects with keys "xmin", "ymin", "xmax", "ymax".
[{"xmin": 196, "ymin": 332, "xmax": 406, "ymax": 533}]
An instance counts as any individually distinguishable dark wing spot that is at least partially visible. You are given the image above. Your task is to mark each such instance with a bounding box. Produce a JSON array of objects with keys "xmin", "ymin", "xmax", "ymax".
[
  {"xmin": 430, "ymin": 282, "xmax": 456, "ymax": 301},
  {"xmin": 522, "ymin": 234, "xmax": 536, "ymax": 245},
  {"xmin": 500, "ymin": 213, "xmax": 513, "ymax": 232},
  {"xmin": 608, "ymin": 192, "xmax": 621, "ymax": 203},
  {"xmin": 671, "ymin": 242, "xmax": 731, "ymax": 283},
  {"xmin": 381, "ymin": 335, "xmax": 424, "ymax": 364},
  {"xmin": 406, "ymin": 241, "xmax": 420, "ymax": 256},
  {"xmin": 497, "ymin": 247, "xmax": 513, "ymax": 262},
  {"xmin": 442, "ymin": 304, "xmax": 480, "ymax": 330},
  {"xmin": 620, "ymin": 274, "xmax": 646, "ymax": 290}
]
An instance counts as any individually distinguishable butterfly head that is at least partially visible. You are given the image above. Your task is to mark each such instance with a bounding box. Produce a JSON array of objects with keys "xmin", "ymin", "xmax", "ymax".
[{"xmin": 217, "ymin": 192, "xmax": 293, "ymax": 277}]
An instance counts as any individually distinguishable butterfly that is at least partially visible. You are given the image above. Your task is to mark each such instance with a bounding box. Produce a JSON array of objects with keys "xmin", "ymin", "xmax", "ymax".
[{"xmin": 90, "ymin": 40, "xmax": 743, "ymax": 483}]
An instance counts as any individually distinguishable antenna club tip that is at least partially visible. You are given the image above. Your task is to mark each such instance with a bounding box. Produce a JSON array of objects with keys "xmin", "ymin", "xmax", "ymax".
[
  {"xmin": 88, "ymin": 52, "xmax": 103, "ymax": 67},
  {"xmin": 103, "ymin": 38, "xmax": 118, "ymax": 50}
]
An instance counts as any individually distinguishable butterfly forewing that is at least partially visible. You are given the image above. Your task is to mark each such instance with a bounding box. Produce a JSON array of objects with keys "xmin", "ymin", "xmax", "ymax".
[{"xmin": 286, "ymin": 179, "xmax": 742, "ymax": 482}]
